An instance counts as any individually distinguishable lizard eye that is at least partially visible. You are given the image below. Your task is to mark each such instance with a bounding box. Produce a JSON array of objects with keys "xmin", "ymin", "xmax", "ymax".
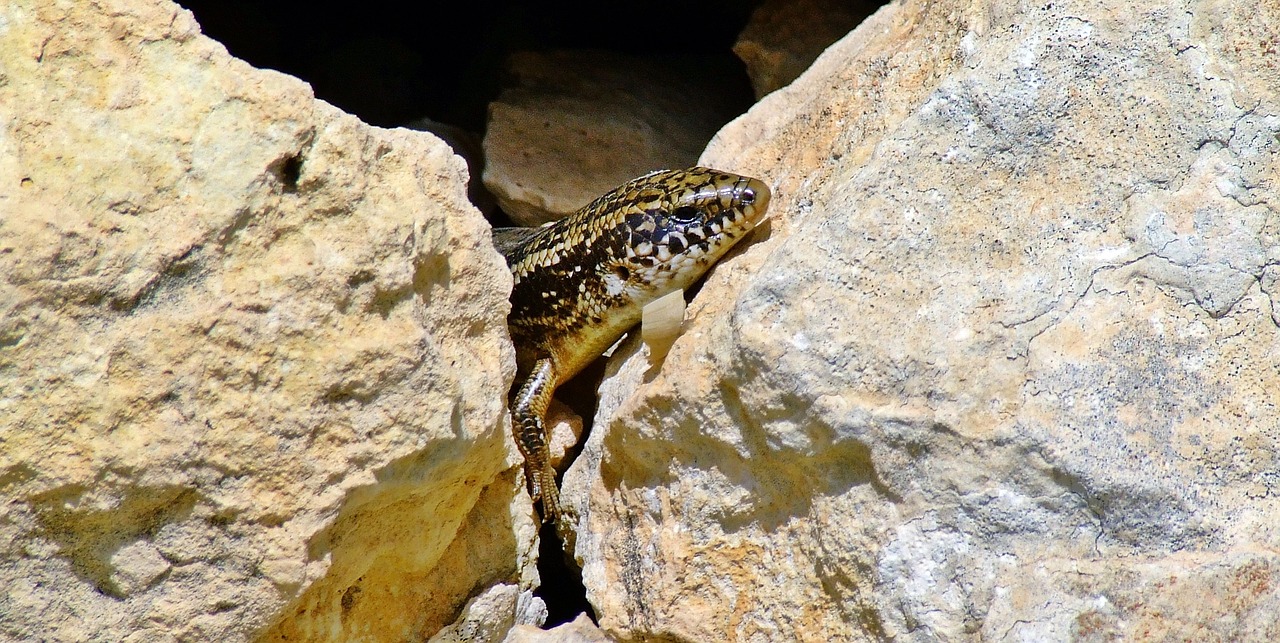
[{"xmin": 670, "ymin": 206, "xmax": 702, "ymax": 223}]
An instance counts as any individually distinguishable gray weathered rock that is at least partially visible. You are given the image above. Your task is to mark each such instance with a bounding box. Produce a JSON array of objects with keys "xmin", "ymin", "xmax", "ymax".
[
  {"xmin": 0, "ymin": 1, "xmax": 527, "ymax": 641},
  {"xmin": 568, "ymin": 0, "xmax": 1280, "ymax": 640},
  {"xmin": 429, "ymin": 583, "xmax": 550, "ymax": 643}
]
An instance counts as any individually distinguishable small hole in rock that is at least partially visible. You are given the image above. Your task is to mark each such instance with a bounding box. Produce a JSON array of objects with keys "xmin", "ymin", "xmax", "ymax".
[{"xmin": 278, "ymin": 154, "xmax": 303, "ymax": 192}]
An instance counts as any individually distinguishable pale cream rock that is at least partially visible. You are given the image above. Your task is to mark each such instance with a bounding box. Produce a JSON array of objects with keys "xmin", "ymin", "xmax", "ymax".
[
  {"xmin": 482, "ymin": 50, "xmax": 746, "ymax": 226},
  {"xmin": 403, "ymin": 115, "xmax": 499, "ymax": 218},
  {"xmin": 108, "ymin": 541, "xmax": 172, "ymax": 597},
  {"xmin": 505, "ymin": 614, "xmax": 614, "ymax": 643},
  {"xmin": 546, "ymin": 398, "xmax": 586, "ymax": 472},
  {"xmin": 567, "ymin": 0, "xmax": 1280, "ymax": 640},
  {"xmin": 0, "ymin": 0, "xmax": 526, "ymax": 641},
  {"xmin": 640, "ymin": 289, "xmax": 687, "ymax": 364},
  {"xmin": 428, "ymin": 583, "xmax": 547, "ymax": 643}
]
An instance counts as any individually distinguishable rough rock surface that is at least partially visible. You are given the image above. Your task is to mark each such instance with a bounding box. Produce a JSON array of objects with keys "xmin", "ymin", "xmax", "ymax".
[
  {"xmin": 0, "ymin": 1, "xmax": 529, "ymax": 641},
  {"xmin": 504, "ymin": 614, "xmax": 613, "ymax": 643},
  {"xmin": 482, "ymin": 50, "xmax": 748, "ymax": 227},
  {"xmin": 567, "ymin": 0, "xmax": 1280, "ymax": 640},
  {"xmin": 403, "ymin": 116, "xmax": 498, "ymax": 218}
]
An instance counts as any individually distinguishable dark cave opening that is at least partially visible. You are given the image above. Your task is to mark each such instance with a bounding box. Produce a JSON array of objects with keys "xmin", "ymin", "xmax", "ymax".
[
  {"xmin": 173, "ymin": 1, "xmax": 760, "ymax": 131},
  {"xmin": 534, "ymin": 520, "xmax": 595, "ymax": 627}
]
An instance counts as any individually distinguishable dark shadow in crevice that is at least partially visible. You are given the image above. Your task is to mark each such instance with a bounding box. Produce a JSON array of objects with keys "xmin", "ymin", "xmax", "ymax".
[
  {"xmin": 531, "ymin": 355, "xmax": 607, "ymax": 627},
  {"xmin": 273, "ymin": 153, "xmax": 303, "ymax": 193},
  {"xmin": 534, "ymin": 519, "xmax": 596, "ymax": 628}
]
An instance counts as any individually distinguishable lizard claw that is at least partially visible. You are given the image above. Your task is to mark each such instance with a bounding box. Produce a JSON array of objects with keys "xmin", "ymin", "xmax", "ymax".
[{"xmin": 553, "ymin": 503, "xmax": 579, "ymax": 556}]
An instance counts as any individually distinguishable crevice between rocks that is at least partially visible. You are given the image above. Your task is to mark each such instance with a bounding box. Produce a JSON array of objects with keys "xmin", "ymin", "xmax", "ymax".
[
  {"xmin": 534, "ymin": 356, "xmax": 607, "ymax": 628},
  {"xmin": 534, "ymin": 520, "xmax": 595, "ymax": 628}
]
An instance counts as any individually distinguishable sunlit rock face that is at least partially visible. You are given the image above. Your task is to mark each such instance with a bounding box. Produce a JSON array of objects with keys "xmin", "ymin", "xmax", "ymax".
[{"xmin": 568, "ymin": 1, "xmax": 1280, "ymax": 640}]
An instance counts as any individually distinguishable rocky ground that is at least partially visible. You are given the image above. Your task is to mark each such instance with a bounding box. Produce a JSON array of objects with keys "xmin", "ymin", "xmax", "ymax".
[{"xmin": 2, "ymin": 0, "xmax": 1278, "ymax": 641}]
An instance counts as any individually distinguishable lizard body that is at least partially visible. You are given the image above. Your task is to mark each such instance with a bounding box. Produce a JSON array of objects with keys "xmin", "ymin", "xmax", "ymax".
[{"xmin": 496, "ymin": 167, "xmax": 771, "ymax": 549}]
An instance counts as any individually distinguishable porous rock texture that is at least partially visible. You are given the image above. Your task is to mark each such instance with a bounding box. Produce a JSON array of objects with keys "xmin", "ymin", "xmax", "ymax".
[
  {"xmin": 0, "ymin": 1, "xmax": 534, "ymax": 641},
  {"xmin": 503, "ymin": 614, "xmax": 613, "ymax": 643},
  {"xmin": 567, "ymin": 0, "xmax": 1280, "ymax": 640}
]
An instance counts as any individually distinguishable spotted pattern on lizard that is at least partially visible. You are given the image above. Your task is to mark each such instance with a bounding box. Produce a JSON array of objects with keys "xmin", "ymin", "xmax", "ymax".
[{"xmin": 495, "ymin": 166, "xmax": 771, "ymax": 551}]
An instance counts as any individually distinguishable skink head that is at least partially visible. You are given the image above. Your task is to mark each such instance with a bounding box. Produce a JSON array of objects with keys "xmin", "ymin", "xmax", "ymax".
[{"xmin": 606, "ymin": 166, "xmax": 771, "ymax": 295}]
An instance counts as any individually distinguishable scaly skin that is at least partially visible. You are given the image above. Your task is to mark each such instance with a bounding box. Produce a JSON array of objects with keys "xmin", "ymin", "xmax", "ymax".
[{"xmin": 497, "ymin": 167, "xmax": 771, "ymax": 552}]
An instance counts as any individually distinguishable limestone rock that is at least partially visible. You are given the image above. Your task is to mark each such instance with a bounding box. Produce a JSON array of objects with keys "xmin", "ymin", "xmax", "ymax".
[
  {"xmin": 482, "ymin": 50, "xmax": 748, "ymax": 226},
  {"xmin": 732, "ymin": 0, "xmax": 870, "ymax": 99},
  {"xmin": 566, "ymin": 0, "xmax": 1280, "ymax": 640},
  {"xmin": 505, "ymin": 614, "xmax": 613, "ymax": 643},
  {"xmin": 403, "ymin": 116, "xmax": 499, "ymax": 218},
  {"xmin": 428, "ymin": 583, "xmax": 548, "ymax": 643},
  {"xmin": 0, "ymin": 1, "xmax": 523, "ymax": 641}
]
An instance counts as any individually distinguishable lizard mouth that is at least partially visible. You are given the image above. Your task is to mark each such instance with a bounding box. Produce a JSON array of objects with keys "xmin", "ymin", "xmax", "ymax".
[
  {"xmin": 695, "ymin": 175, "xmax": 771, "ymax": 247},
  {"xmin": 637, "ymin": 175, "xmax": 770, "ymax": 282}
]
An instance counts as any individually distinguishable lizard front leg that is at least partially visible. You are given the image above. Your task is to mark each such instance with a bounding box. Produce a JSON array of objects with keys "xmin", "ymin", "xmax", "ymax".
[{"xmin": 511, "ymin": 357, "xmax": 577, "ymax": 552}]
